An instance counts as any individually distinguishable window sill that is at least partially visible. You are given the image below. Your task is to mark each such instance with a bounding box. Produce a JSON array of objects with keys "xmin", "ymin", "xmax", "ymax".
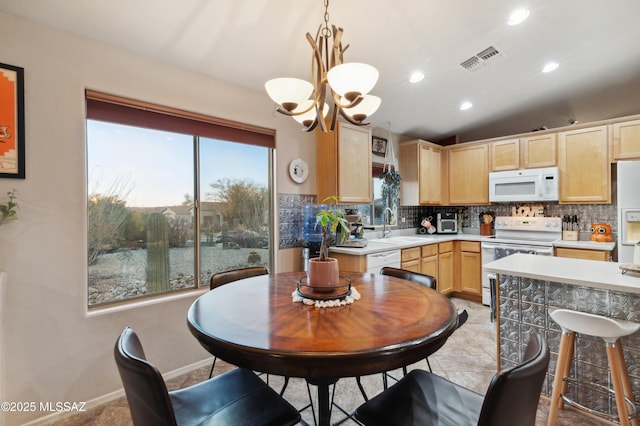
[{"xmin": 84, "ymin": 287, "xmax": 208, "ymax": 318}]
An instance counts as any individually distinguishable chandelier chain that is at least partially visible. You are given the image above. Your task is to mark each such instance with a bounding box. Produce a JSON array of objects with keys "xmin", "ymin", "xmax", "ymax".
[{"xmin": 321, "ymin": 0, "xmax": 331, "ymax": 37}]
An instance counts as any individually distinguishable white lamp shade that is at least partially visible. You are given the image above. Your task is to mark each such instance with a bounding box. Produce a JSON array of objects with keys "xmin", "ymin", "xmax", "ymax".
[
  {"xmin": 327, "ymin": 63, "xmax": 379, "ymax": 99},
  {"xmin": 292, "ymin": 100, "xmax": 328, "ymax": 125},
  {"xmin": 343, "ymin": 95, "xmax": 381, "ymax": 120},
  {"xmin": 265, "ymin": 78, "xmax": 313, "ymax": 106}
]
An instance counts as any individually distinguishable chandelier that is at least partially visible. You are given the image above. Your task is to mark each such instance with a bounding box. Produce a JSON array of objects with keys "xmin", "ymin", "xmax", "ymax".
[{"xmin": 265, "ymin": 0, "xmax": 381, "ymax": 132}]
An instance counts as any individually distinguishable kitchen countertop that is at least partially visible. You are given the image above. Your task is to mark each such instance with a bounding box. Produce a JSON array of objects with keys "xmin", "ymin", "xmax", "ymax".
[
  {"xmin": 330, "ymin": 233, "xmax": 487, "ymax": 255},
  {"xmin": 553, "ymin": 239, "xmax": 616, "ymax": 251},
  {"xmin": 329, "ymin": 229, "xmax": 616, "ymax": 256},
  {"xmin": 483, "ymin": 253, "xmax": 640, "ymax": 294}
]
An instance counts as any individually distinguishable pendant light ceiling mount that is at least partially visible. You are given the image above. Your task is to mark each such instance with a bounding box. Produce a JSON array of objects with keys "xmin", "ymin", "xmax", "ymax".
[{"xmin": 265, "ymin": 0, "xmax": 381, "ymax": 132}]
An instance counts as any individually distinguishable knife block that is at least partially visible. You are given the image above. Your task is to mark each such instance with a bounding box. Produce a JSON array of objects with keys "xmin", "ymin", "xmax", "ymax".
[{"xmin": 562, "ymin": 230, "xmax": 578, "ymax": 241}]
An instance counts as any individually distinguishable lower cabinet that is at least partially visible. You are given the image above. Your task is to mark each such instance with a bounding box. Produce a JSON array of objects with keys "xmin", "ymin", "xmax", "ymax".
[
  {"xmin": 400, "ymin": 247, "xmax": 421, "ymax": 272},
  {"xmin": 554, "ymin": 247, "xmax": 611, "ymax": 261},
  {"xmin": 455, "ymin": 241, "xmax": 482, "ymax": 300},
  {"xmin": 437, "ymin": 242, "xmax": 454, "ymax": 295}
]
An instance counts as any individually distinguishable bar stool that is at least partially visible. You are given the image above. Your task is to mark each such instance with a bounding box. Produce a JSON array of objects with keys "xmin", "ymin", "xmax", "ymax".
[{"xmin": 548, "ymin": 308, "xmax": 640, "ymax": 426}]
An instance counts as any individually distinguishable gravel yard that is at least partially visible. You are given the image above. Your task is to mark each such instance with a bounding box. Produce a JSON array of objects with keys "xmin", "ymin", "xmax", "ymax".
[{"xmin": 88, "ymin": 246, "xmax": 269, "ymax": 305}]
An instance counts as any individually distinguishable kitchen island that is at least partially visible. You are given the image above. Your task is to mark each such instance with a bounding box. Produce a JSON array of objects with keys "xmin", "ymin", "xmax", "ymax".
[{"xmin": 484, "ymin": 253, "xmax": 640, "ymax": 420}]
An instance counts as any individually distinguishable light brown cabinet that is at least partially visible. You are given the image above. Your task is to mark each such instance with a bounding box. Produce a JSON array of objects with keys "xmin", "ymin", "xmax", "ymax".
[
  {"xmin": 557, "ymin": 125, "xmax": 610, "ymax": 204},
  {"xmin": 400, "ymin": 247, "xmax": 421, "ymax": 272},
  {"xmin": 316, "ymin": 121, "xmax": 372, "ymax": 204},
  {"xmin": 437, "ymin": 242, "xmax": 454, "ymax": 295},
  {"xmin": 554, "ymin": 247, "xmax": 611, "ymax": 261},
  {"xmin": 448, "ymin": 143, "xmax": 489, "ymax": 205},
  {"xmin": 399, "ymin": 140, "xmax": 443, "ymax": 205},
  {"xmin": 612, "ymin": 119, "xmax": 640, "ymax": 160},
  {"xmin": 521, "ymin": 133, "xmax": 557, "ymax": 168},
  {"xmin": 489, "ymin": 138, "xmax": 520, "ymax": 171},
  {"xmin": 455, "ymin": 241, "xmax": 482, "ymax": 297}
]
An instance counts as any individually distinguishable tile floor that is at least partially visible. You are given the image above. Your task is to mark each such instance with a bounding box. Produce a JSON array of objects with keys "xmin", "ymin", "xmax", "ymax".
[{"xmin": 50, "ymin": 298, "xmax": 610, "ymax": 426}]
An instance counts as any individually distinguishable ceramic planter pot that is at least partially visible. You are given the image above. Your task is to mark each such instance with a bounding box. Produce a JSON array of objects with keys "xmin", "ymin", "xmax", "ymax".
[{"xmin": 307, "ymin": 257, "xmax": 340, "ymax": 292}]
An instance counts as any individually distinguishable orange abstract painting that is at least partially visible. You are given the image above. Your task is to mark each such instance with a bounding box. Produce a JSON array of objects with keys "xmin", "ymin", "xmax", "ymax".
[{"xmin": 0, "ymin": 63, "xmax": 25, "ymax": 178}]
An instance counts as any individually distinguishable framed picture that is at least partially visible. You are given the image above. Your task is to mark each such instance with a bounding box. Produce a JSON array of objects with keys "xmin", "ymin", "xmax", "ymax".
[
  {"xmin": 0, "ymin": 63, "xmax": 25, "ymax": 179},
  {"xmin": 372, "ymin": 136, "xmax": 387, "ymax": 155}
]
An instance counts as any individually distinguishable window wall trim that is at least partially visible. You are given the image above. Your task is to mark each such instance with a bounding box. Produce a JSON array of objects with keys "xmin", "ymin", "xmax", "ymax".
[{"xmin": 85, "ymin": 90, "xmax": 275, "ymax": 148}]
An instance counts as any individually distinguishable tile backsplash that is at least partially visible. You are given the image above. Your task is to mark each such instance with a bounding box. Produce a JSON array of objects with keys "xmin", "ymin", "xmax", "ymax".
[{"xmin": 278, "ymin": 194, "xmax": 618, "ymax": 248}]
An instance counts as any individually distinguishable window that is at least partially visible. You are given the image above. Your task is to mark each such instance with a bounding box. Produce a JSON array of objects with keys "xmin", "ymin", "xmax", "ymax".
[
  {"xmin": 86, "ymin": 91, "xmax": 274, "ymax": 307},
  {"xmin": 356, "ymin": 164, "xmax": 397, "ymax": 227}
]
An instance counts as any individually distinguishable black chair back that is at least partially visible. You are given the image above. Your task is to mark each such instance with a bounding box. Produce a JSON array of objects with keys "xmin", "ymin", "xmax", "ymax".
[
  {"xmin": 210, "ymin": 266, "xmax": 268, "ymax": 290},
  {"xmin": 379, "ymin": 266, "xmax": 437, "ymax": 291},
  {"xmin": 477, "ymin": 331, "xmax": 550, "ymax": 426},
  {"xmin": 114, "ymin": 327, "xmax": 177, "ymax": 426}
]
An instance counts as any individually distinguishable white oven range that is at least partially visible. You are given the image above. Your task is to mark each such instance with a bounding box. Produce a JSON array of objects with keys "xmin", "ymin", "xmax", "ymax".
[{"xmin": 481, "ymin": 216, "xmax": 562, "ymax": 317}]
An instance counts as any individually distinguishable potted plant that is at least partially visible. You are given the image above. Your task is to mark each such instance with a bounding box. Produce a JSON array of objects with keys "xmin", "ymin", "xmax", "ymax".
[
  {"xmin": 0, "ymin": 189, "xmax": 18, "ymax": 226},
  {"xmin": 308, "ymin": 196, "xmax": 349, "ymax": 292}
]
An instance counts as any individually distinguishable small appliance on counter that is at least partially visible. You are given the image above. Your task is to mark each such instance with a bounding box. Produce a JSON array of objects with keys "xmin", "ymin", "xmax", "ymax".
[
  {"xmin": 335, "ymin": 210, "xmax": 370, "ymax": 248},
  {"xmin": 436, "ymin": 212, "xmax": 458, "ymax": 234}
]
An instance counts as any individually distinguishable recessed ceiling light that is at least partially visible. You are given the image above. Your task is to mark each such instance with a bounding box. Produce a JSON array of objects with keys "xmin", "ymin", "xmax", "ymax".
[
  {"xmin": 409, "ymin": 71, "xmax": 425, "ymax": 83},
  {"xmin": 542, "ymin": 62, "xmax": 559, "ymax": 73},
  {"xmin": 508, "ymin": 8, "xmax": 530, "ymax": 26},
  {"xmin": 459, "ymin": 101, "xmax": 473, "ymax": 111}
]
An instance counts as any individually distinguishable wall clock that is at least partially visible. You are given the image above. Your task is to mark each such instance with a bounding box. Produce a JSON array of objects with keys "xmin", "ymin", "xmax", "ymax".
[{"xmin": 289, "ymin": 158, "xmax": 309, "ymax": 183}]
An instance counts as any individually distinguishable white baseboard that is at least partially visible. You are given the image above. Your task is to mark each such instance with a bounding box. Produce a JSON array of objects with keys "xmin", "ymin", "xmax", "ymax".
[{"xmin": 21, "ymin": 358, "xmax": 213, "ymax": 426}]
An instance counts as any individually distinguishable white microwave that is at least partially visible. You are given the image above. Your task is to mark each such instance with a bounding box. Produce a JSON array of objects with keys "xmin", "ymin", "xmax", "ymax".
[{"xmin": 489, "ymin": 167, "xmax": 559, "ymax": 202}]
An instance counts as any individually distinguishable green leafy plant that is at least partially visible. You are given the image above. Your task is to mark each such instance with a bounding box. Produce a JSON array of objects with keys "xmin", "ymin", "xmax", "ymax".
[
  {"xmin": 0, "ymin": 189, "xmax": 18, "ymax": 226},
  {"xmin": 315, "ymin": 196, "xmax": 350, "ymax": 261}
]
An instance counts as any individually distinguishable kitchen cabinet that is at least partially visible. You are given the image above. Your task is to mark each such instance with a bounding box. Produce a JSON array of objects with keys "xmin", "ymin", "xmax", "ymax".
[
  {"xmin": 455, "ymin": 241, "xmax": 482, "ymax": 298},
  {"xmin": 612, "ymin": 119, "xmax": 640, "ymax": 160},
  {"xmin": 316, "ymin": 120, "xmax": 372, "ymax": 204},
  {"xmin": 448, "ymin": 143, "xmax": 489, "ymax": 205},
  {"xmin": 400, "ymin": 247, "xmax": 421, "ymax": 272},
  {"xmin": 420, "ymin": 244, "xmax": 438, "ymax": 278},
  {"xmin": 521, "ymin": 133, "xmax": 557, "ymax": 168},
  {"xmin": 489, "ymin": 138, "xmax": 519, "ymax": 171},
  {"xmin": 399, "ymin": 139, "xmax": 443, "ymax": 205},
  {"xmin": 437, "ymin": 242, "xmax": 454, "ymax": 295},
  {"xmin": 554, "ymin": 247, "xmax": 611, "ymax": 261},
  {"xmin": 557, "ymin": 125, "xmax": 610, "ymax": 204}
]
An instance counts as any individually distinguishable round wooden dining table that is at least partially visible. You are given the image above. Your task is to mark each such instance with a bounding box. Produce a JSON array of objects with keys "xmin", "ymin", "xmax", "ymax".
[{"xmin": 187, "ymin": 271, "xmax": 458, "ymax": 426}]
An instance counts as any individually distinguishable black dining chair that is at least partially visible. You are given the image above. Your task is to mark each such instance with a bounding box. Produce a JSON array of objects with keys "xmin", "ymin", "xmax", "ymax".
[
  {"xmin": 379, "ymin": 267, "xmax": 468, "ymax": 380},
  {"xmin": 354, "ymin": 331, "xmax": 550, "ymax": 426},
  {"xmin": 208, "ymin": 266, "xmax": 269, "ymax": 378},
  {"xmin": 209, "ymin": 266, "xmax": 316, "ymax": 423},
  {"xmin": 114, "ymin": 327, "xmax": 301, "ymax": 426}
]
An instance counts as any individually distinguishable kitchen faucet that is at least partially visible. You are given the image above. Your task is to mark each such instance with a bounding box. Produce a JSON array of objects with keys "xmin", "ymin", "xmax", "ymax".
[{"xmin": 383, "ymin": 207, "xmax": 393, "ymax": 238}]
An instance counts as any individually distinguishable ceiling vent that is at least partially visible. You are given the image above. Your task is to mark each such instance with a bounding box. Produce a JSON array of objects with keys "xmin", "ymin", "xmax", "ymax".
[{"xmin": 460, "ymin": 45, "xmax": 504, "ymax": 73}]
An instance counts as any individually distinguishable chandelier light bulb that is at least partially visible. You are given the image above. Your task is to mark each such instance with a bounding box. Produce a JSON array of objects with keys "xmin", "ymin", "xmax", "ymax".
[
  {"xmin": 265, "ymin": 78, "xmax": 313, "ymax": 111},
  {"xmin": 342, "ymin": 95, "xmax": 381, "ymax": 122},
  {"xmin": 327, "ymin": 63, "xmax": 379, "ymax": 101}
]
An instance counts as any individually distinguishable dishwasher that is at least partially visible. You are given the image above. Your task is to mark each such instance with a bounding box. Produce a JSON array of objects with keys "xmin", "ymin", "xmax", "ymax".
[{"xmin": 366, "ymin": 250, "xmax": 401, "ymax": 274}]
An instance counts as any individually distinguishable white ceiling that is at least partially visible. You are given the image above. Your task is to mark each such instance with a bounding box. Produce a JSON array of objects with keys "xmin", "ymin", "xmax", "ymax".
[{"xmin": 3, "ymin": 0, "xmax": 640, "ymax": 143}]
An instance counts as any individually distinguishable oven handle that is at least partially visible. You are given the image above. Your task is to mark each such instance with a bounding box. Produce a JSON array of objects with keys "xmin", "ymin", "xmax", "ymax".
[{"xmin": 481, "ymin": 242, "xmax": 554, "ymax": 256}]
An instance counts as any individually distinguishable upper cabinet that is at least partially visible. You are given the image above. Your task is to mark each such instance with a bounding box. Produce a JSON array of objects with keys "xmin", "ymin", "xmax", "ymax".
[
  {"xmin": 316, "ymin": 121, "xmax": 372, "ymax": 204},
  {"xmin": 612, "ymin": 119, "xmax": 640, "ymax": 160},
  {"xmin": 521, "ymin": 133, "xmax": 557, "ymax": 168},
  {"xmin": 399, "ymin": 139, "xmax": 443, "ymax": 205},
  {"xmin": 557, "ymin": 125, "xmax": 610, "ymax": 204},
  {"xmin": 489, "ymin": 134, "xmax": 556, "ymax": 172},
  {"xmin": 489, "ymin": 138, "xmax": 519, "ymax": 171},
  {"xmin": 448, "ymin": 143, "xmax": 489, "ymax": 205}
]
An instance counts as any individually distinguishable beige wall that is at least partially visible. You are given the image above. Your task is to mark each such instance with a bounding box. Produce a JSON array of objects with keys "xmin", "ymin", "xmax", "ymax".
[{"xmin": 0, "ymin": 11, "xmax": 315, "ymax": 425}]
